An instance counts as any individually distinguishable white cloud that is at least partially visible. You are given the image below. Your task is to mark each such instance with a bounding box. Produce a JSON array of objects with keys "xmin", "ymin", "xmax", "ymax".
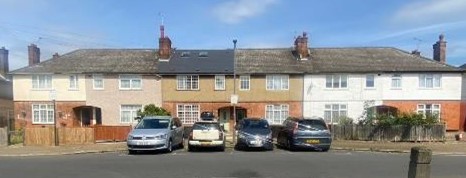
[
  {"xmin": 391, "ymin": 0, "xmax": 466, "ymax": 26},
  {"xmin": 212, "ymin": 0, "xmax": 278, "ymax": 24}
]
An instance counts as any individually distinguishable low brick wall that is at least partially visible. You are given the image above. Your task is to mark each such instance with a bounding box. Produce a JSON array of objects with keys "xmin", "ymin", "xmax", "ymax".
[{"xmin": 0, "ymin": 127, "xmax": 7, "ymax": 146}]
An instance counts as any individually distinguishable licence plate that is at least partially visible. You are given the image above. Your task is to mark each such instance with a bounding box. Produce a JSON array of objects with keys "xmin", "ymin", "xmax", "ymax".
[
  {"xmin": 249, "ymin": 140, "xmax": 261, "ymax": 145},
  {"xmin": 200, "ymin": 141, "xmax": 211, "ymax": 145},
  {"xmin": 306, "ymin": 139, "xmax": 320, "ymax": 144},
  {"xmin": 137, "ymin": 141, "xmax": 149, "ymax": 145}
]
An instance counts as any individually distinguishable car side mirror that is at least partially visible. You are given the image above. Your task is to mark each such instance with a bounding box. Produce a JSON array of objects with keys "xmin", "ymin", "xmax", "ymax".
[
  {"xmin": 171, "ymin": 125, "xmax": 177, "ymax": 130},
  {"xmin": 134, "ymin": 116, "xmax": 142, "ymax": 122}
]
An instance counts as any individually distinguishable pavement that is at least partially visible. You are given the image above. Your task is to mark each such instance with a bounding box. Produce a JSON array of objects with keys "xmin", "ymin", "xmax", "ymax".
[{"xmin": 1, "ymin": 140, "xmax": 466, "ymax": 157}]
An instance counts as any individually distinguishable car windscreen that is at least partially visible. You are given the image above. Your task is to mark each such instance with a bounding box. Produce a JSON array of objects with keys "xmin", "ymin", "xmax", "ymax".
[
  {"xmin": 193, "ymin": 123, "xmax": 220, "ymax": 130},
  {"xmin": 298, "ymin": 120, "xmax": 327, "ymax": 131},
  {"xmin": 241, "ymin": 120, "xmax": 269, "ymax": 129},
  {"xmin": 135, "ymin": 119, "xmax": 170, "ymax": 129}
]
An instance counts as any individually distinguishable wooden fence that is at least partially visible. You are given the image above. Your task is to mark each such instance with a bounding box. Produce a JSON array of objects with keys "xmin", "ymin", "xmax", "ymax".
[
  {"xmin": 25, "ymin": 127, "xmax": 94, "ymax": 146},
  {"xmin": 332, "ymin": 124, "xmax": 446, "ymax": 142},
  {"xmin": 94, "ymin": 125, "xmax": 131, "ymax": 142},
  {"xmin": 0, "ymin": 127, "xmax": 6, "ymax": 146}
]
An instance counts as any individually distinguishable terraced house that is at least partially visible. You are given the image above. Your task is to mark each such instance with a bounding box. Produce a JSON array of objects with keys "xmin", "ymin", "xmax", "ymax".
[
  {"xmin": 10, "ymin": 45, "xmax": 162, "ymax": 128},
  {"xmin": 8, "ymin": 27, "xmax": 466, "ymax": 132}
]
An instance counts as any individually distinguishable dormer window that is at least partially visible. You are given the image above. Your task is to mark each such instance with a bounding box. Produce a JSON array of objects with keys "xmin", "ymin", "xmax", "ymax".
[
  {"xmin": 181, "ymin": 52, "xmax": 190, "ymax": 58},
  {"xmin": 198, "ymin": 51, "xmax": 208, "ymax": 58}
]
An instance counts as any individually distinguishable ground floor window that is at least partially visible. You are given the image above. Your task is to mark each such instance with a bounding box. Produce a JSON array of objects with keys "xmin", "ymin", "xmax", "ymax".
[
  {"xmin": 32, "ymin": 104, "xmax": 54, "ymax": 124},
  {"xmin": 177, "ymin": 104, "xmax": 200, "ymax": 124},
  {"xmin": 324, "ymin": 104, "xmax": 347, "ymax": 124},
  {"xmin": 120, "ymin": 105, "xmax": 142, "ymax": 123},
  {"xmin": 265, "ymin": 104, "xmax": 289, "ymax": 125},
  {"xmin": 417, "ymin": 104, "xmax": 440, "ymax": 120}
]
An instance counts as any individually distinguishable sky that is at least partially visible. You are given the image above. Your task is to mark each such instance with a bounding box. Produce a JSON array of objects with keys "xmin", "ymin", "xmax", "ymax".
[{"xmin": 1, "ymin": 0, "xmax": 465, "ymax": 70}]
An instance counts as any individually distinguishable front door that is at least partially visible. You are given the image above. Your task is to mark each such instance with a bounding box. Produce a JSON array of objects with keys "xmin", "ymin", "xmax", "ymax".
[{"xmin": 218, "ymin": 109, "xmax": 230, "ymax": 133}]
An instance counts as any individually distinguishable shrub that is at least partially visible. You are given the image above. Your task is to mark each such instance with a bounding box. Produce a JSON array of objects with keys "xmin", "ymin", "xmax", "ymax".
[{"xmin": 137, "ymin": 104, "xmax": 170, "ymax": 117}]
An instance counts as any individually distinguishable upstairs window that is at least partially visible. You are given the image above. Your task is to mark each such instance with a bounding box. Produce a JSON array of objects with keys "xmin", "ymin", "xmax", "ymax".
[
  {"xmin": 119, "ymin": 75, "xmax": 142, "ymax": 90},
  {"xmin": 32, "ymin": 75, "xmax": 52, "ymax": 89},
  {"xmin": 69, "ymin": 75, "xmax": 78, "ymax": 90},
  {"xmin": 93, "ymin": 74, "xmax": 104, "ymax": 89},
  {"xmin": 239, "ymin": 75, "xmax": 250, "ymax": 90},
  {"xmin": 215, "ymin": 75, "xmax": 225, "ymax": 90},
  {"xmin": 325, "ymin": 75, "xmax": 348, "ymax": 89},
  {"xmin": 365, "ymin": 75, "xmax": 375, "ymax": 88},
  {"xmin": 266, "ymin": 75, "xmax": 289, "ymax": 90},
  {"xmin": 419, "ymin": 74, "xmax": 441, "ymax": 88},
  {"xmin": 391, "ymin": 74, "xmax": 402, "ymax": 89},
  {"xmin": 177, "ymin": 75, "xmax": 199, "ymax": 90}
]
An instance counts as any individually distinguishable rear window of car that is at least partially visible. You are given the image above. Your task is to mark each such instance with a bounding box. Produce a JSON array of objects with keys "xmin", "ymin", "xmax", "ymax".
[
  {"xmin": 193, "ymin": 123, "xmax": 220, "ymax": 130},
  {"xmin": 135, "ymin": 119, "xmax": 170, "ymax": 129},
  {"xmin": 241, "ymin": 119, "xmax": 269, "ymax": 129},
  {"xmin": 298, "ymin": 120, "xmax": 327, "ymax": 130}
]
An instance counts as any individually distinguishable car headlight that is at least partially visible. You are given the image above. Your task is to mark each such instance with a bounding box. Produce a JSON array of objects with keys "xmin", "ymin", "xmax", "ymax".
[
  {"xmin": 238, "ymin": 132, "xmax": 246, "ymax": 139},
  {"xmin": 155, "ymin": 133, "xmax": 168, "ymax": 139}
]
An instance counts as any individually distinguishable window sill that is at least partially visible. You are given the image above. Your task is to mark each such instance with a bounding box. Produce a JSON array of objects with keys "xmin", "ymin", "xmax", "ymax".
[
  {"xmin": 68, "ymin": 89, "xmax": 79, "ymax": 91},
  {"xmin": 390, "ymin": 88, "xmax": 402, "ymax": 90},
  {"xmin": 119, "ymin": 89, "xmax": 143, "ymax": 91},
  {"xmin": 93, "ymin": 88, "xmax": 105, "ymax": 90},
  {"xmin": 323, "ymin": 88, "xmax": 349, "ymax": 91},
  {"xmin": 32, "ymin": 123, "xmax": 54, "ymax": 125},
  {"xmin": 364, "ymin": 87, "xmax": 376, "ymax": 90},
  {"xmin": 31, "ymin": 88, "xmax": 54, "ymax": 91},
  {"xmin": 418, "ymin": 88, "xmax": 442, "ymax": 90}
]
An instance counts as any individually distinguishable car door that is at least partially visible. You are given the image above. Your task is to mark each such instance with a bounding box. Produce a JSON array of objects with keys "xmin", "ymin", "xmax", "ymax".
[{"xmin": 173, "ymin": 118, "xmax": 183, "ymax": 145}]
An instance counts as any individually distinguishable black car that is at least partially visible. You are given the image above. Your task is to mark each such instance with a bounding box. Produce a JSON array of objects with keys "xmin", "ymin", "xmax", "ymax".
[
  {"xmin": 277, "ymin": 117, "xmax": 332, "ymax": 151},
  {"xmin": 235, "ymin": 118, "xmax": 273, "ymax": 150}
]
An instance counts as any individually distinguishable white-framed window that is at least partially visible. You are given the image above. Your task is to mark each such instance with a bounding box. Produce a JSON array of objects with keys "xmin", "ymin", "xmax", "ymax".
[
  {"xmin": 215, "ymin": 75, "xmax": 225, "ymax": 90},
  {"xmin": 177, "ymin": 75, "xmax": 199, "ymax": 90},
  {"xmin": 32, "ymin": 75, "xmax": 52, "ymax": 89},
  {"xmin": 325, "ymin": 75, "xmax": 348, "ymax": 89},
  {"xmin": 324, "ymin": 104, "xmax": 347, "ymax": 124},
  {"xmin": 93, "ymin": 74, "xmax": 104, "ymax": 89},
  {"xmin": 265, "ymin": 104, "xmax": 289, "ymax": 125},
  {"xmin": 417, "ymin": 104, "xmax": 441, "ymax": 119},
  {"xmin": 239, "ymin": 75, "xmax": 250, "ymax": 90},
  {"xmin": 391, "ymin": 74, "xmax": 402, "ymax": 89},
  {"xmin": 120, "ymin": 105, "xmax": 142, "ymax": 123},
  {"xmin": 119, "ymin": 75, "xmax": 142, "ymax": 90},
  {"xmin": 32, "ymin": 104, "xmax": 54, "ymax": 124},
  {"xmin": 419, "ymin": 74, "xmax": 441, "ymax": 88},
  {"xmin": 365, "ymin": 74, "xmax": 375, "ymax": 88},
  {"xmin": 177, "ymin": 104, "xmax": 200, "ymax": 124},
  {"xmin": 266, "ymin": 75, "xmax": 289, "ymax": 90},
  {"xmin": 69, "ymin": 75, "xmax": 78, "ymax": 90}
]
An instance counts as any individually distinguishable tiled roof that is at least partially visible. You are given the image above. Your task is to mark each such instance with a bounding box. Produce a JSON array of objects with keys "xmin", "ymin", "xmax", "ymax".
[
  {"xmin": 158, "ymin": 49, "xmax": 234, "ymax": 74},
  {"xmin": 10, "ymin": 49, "xmax": 158, "ymax": 74},
  {"xmin": 236, "ymin": 47, "xmax": 461, "ymax": 74},
  {"xmin": 460, "ymin": 63, "xmax": 466, "ymax": 69}
]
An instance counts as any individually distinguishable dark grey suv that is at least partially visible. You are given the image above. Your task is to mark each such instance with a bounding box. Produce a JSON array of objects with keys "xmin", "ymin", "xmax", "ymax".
[{"xmin": 277, "ymin": 117, "xmax": 331, "ymax": 151}]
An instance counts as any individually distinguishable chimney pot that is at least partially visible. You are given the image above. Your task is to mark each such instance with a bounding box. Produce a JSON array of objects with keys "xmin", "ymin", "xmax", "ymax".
[
  {"xmin": 294, "ymin": 32, "xmax": 309, "ymax": 60},
  {"xmin": 53, "ymin": 53, "xmax": 60, "ymax": 59},
  {"xmin": 411, "ymin": 50, "xmax": 421, "ymax": 56}
]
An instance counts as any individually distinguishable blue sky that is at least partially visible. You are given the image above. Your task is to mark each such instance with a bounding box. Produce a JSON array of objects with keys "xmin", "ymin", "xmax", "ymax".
[{"xmin": 1, "ymin": 0, "xmax": 465, "ymax": 70}]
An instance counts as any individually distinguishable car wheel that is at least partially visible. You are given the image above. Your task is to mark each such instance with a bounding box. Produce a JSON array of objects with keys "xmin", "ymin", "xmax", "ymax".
[
  {"xmin": 166, "ymin": 140, "xmax": 173, "ymax": 153},
  {"xmin": 128, "ymin": 150, "xmax": 136, "ymax": 155},
  {"xmin": 219, "ymin": 145, "xmax": 225, "ymax": 152},
  {"xmin": 188, "ymin": 145, "xmax": 195, "ymax": 152},
  {"xmin": 179, "ymin": 137, "xmax": 185, "ymax": 149},
  {"xmin": 321, "ymin": 147, "xmax": 330, "ymax": 152},
  {"xmin": 287, "ymin": 139, "xmax": 295, "ymax": 151}
]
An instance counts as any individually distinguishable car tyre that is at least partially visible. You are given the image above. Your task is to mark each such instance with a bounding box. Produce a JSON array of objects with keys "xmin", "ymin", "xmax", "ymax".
[
  {"xmin": 287, "ymin": 139, "xmax": 295, "ymax": 151},
  {"xmin": 188, "ymin": 144, "xmax": 195, "ymax": 152},
  {"xmin": 179, "ymin": 137, "xmax": 185, "ymax": 149},
  {"xmin": 321, "ymin": 147, "xmax": 330, "ymax": 152},
  {"xmin": 128, "ymin": 150, "xmax": 136, "ymax": 155},
  {"xmin": 166, "ymin": 140, "xmax": 173, "ymax": 153}
]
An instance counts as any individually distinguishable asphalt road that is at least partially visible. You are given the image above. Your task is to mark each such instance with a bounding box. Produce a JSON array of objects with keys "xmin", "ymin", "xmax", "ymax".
[{"xmin": 0, "ymin": 148, "xmax": 465, "ymax": 178}]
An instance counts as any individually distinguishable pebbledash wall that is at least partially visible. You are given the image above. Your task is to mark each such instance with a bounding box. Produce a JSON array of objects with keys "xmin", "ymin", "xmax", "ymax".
[
  {"xmin": 303, "ymin": 73, "xmax": 464, "ymax": 131},
  {"xmin": 85, "ymin": 74, "xmax": 162, "ymax": 126},
  {"xmin": 13, "ymin": 74, "xmax": 86, "ymax": 128}
]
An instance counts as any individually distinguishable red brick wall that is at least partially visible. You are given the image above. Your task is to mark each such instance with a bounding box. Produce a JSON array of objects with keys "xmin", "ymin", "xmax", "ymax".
[
  {"xmin": 14, "ymin": 101, "xmax": 86, "ymax": 129},
  {"xmin": 383, "ymin": 100, "xmax": 462, "ymax": 131},
  {"xmin": 461, "ymin": 101, "xmax": 466, "ymax": 131}
]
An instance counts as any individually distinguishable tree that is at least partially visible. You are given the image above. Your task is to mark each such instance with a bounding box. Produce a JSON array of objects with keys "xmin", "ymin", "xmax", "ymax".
[{"xmin": 137, "ymin": 104, "xmax": 170, "ymax": 117}]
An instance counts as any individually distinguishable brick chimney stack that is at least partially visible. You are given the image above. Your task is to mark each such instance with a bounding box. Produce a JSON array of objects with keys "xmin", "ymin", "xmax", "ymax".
[
  {"xmin": 433, "ymin": 34, "xmax": 446, "ymax": 63},
  {"xmin": 52, "ymin": 53, "xmax": 60, "ymax": 59},
  {"xmin": 28, "ymin": 44, "xmax": 40, "ymax": 66},
  {"xmin": 0, "ymin": 47, "xmax": 8, "ymax": 76},
  {"xmin": 158, "ymin": 25, "xmax": 172, "ymax": 60},
  {"xmin": 294, "ymin": 32, "xmax": 309, "ymax": 60},
  {"xmin": 411, "ymin": 50, "xmax": 421, "ymax": 56}
]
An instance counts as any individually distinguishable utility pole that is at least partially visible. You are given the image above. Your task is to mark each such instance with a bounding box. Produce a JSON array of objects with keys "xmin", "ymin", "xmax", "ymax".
[
  {"xmin": 50, "ymin": 90, "xmax": 58, "ymax": 146},
  {"xmin": 232, "ymin": 39, "xmax": 238, "ymax": 146}
]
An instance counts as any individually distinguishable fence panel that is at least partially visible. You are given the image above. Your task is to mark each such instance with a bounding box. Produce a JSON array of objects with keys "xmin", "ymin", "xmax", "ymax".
[
  {"xmin": 0, "ymin": 127, "xmax": 6, "ymax": 146},
  {"xmin": 94, "ymin": 125, "xmax": 131, "ymax": 142},
  {"xmin": 25, "ymin": 127, "xmax": 54, "ymax": 146},
  {"xmin": 333, "ymin": 124, "xmax": 445, "ymax": 142},
  {"xmin": 59, "ymin": 128, "xmax": 94, "ymax": 145}
]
